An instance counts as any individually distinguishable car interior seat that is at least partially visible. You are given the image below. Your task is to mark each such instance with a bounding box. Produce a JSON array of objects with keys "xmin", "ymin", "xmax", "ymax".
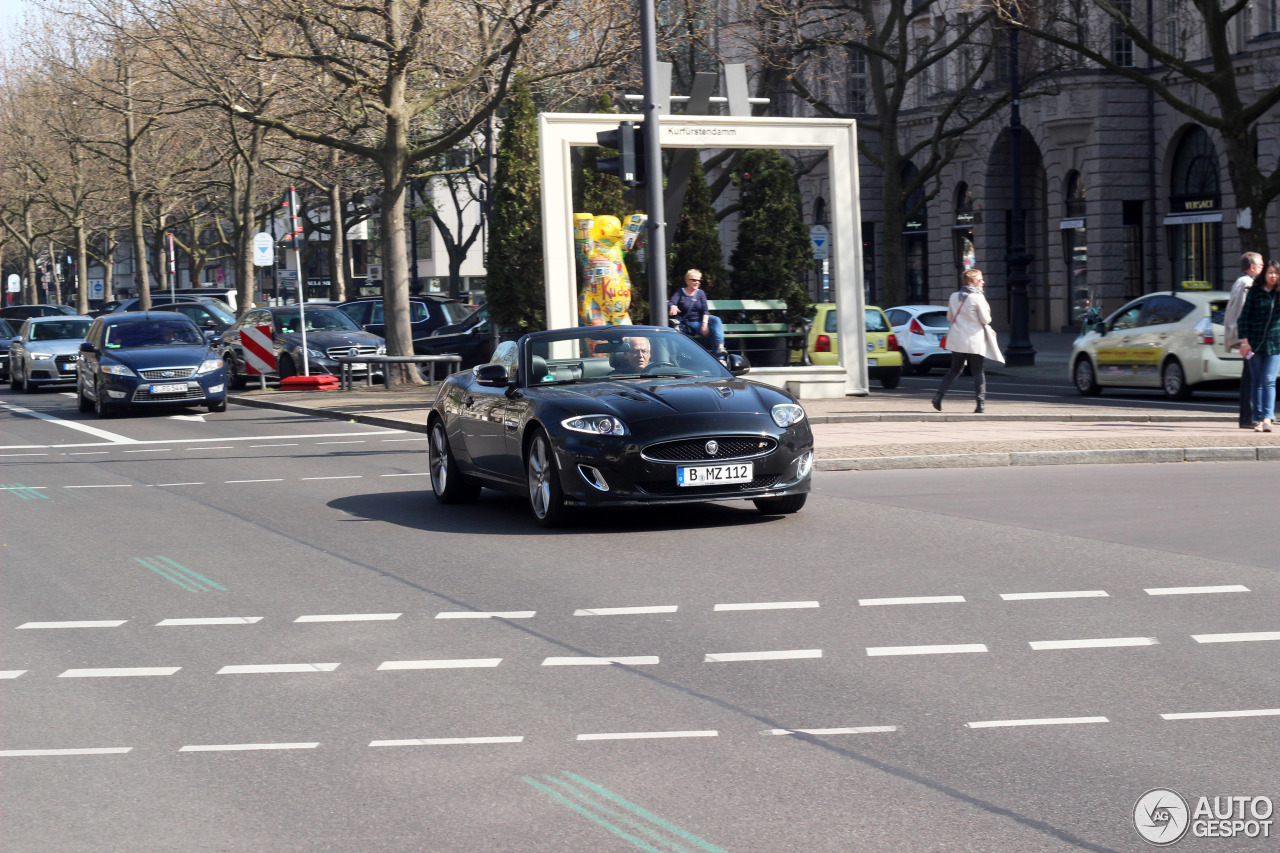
[{"xmin": 529, "ymin": 355, "xmax": 548, "ymax": 382}]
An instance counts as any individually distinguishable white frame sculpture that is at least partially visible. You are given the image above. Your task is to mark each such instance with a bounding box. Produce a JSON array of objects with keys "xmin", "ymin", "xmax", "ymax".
[{"xmin": 538, "ymin": 113, "xmax": 867, "ymax": 397}]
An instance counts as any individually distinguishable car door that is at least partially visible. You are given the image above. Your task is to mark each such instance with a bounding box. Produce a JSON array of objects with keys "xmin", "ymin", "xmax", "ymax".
[
  {"xmin": 1139, "ymin": 295, "xmax": 1196, "ymax": 379},
  {"xmin": 454, "ymin": 341, "xmax": 517, "ymax": 476},
  {"xmin": 77, "ymin": 320, "xmax": 105, "ymax": 397},
  {"xmin": 1093, "ymin": 297, "xmax": 1157, "ymax": 386}
]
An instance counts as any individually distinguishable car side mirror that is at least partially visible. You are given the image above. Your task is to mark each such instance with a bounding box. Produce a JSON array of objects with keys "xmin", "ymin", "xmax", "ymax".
[
  {"xmin": 725, "ymin": 353, "xmax": 750, "ymax": 375},
  {"xmin": 79, "ymin": 342, "xmax": 96, "ymax": 354},
  {"xmin": 1092, "ymin": 320, "xmax": 1107, "ymax": 334},
  {"xmin": 474, "ymin": 364, "xmax": 509, "ymax": 387}
]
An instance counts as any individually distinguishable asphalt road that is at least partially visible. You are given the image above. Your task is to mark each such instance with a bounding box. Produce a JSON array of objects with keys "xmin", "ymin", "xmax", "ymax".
[{"xmin": 1, "ymin": 385, "xmax": 1275, "ymax": 852}]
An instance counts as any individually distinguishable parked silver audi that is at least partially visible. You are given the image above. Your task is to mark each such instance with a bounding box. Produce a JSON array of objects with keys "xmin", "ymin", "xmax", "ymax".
[{"xmin": 8, "ymin": 316, "xmax": 94, "ymax": 392}]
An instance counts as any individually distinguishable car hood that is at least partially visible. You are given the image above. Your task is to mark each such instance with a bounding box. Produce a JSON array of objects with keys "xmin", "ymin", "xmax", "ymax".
[
  {"xmin": 26, "ymin": 339, "xmax": 87, "ymax": 355},
  {"xmin": 536, "ymin": 377, "xmax": 787, "ymax": 421},
  {"xmin": 279, "ymin": 331, "xmax": 384, "ymax": 349},
  {"xmin": 104, "ymin": 344, "xmax": 215, "ymax": 368}
]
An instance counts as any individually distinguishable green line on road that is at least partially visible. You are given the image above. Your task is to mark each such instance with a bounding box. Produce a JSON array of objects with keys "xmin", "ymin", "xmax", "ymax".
[
  {"xmin": 134, "ymin": 557, "xmax": 226, "ymax": 592},
  {"xmin": 524, "ymin": 773, "xmax": 727, "ymax": 853},
  {"xmin": 2, "ymin": 484, "xmax": 49, "ymax": 500}
]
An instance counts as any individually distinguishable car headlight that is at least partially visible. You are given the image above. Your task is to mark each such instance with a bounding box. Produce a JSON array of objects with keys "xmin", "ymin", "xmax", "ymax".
[
  {"xmin": 771, "ymin": 403, "xmax": 806, "ymax": 428},
  {"xmin": 29, "ymin": 352, "xmax": 53, "ymax": 360},
  {"xmin": 196, "ymin": 357, "xmax": 224, "ymax": 375},
  {"xmin": 101, "ymin": 363, "xmax": 135, "ymax": 376},
  {"xmin": 377, "ymin": 345, "xmax": 387, "ymax": 355},
  {"xmin": 307, "ymin": 349, "xmax": 326, "ymax": 359},
  {"xmin": 561, "ymin": 415, "xmax": 628, "ymax": 436}
]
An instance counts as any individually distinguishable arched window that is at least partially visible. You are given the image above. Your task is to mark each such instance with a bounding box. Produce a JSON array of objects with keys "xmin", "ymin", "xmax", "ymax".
[
  {"xmin": 1167, "ymin": 126, "xmax": 1223, "ymax": 290},
  {"xmin": 1064, "ymin": 171, "xmax": 1086, "ymax": 218},
  {"xmin": 953, "ymin": 183, "xmax": 976, "ymax": 271},
  {"xmin": 1171, "ymin": 127, "xmax": 1220, "ymax": 198}
]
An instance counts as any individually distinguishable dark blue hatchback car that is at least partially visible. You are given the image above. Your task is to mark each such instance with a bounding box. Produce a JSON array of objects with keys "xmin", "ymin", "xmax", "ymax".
[{"xmin": 76, "ymin": 312, "xmax": 228, "ymax": 418}]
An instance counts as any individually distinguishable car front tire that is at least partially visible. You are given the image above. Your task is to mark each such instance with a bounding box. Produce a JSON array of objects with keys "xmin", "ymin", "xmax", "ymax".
[
  {"xmin": 526, "ymin": 430, "xmax": 568, "ymax": 528},
  {"xmin": 94, "ymin": 380, "xmax": 119, "ymax": 418},
  {"xmin": 429, "ymin": 420, "xmax": 481, "ymax": 504},
  {"xmin": 9, "ymin": 367, "xmax": 24, "ymax": 392},
  {"xmin": 1162, "ymin": 358, "xmax": 1193, "ymax": 400},
  {"xmin": 77, "ymin": 380, "xmax": 93, "ymax": 413},
  {"xmin": 208, "ymin": 396, "xmax": 227, "ymax": 413},
  {"xmin": 1074, "ymin": 355, "xmax": 1101, "ymax": 396},
  {"xmin": 754, "ymin": 494, "xmax": 807, "ymax": 514},
  {"xmin": 224, "ymin": 355, "xmax": 246, "ymax": 390}
]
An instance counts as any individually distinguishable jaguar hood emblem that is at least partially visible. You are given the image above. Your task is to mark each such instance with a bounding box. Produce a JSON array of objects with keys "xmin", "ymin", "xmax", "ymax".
[{"xmin": 705, "ymin": 440, "xmax": 718, "ymax": 456}]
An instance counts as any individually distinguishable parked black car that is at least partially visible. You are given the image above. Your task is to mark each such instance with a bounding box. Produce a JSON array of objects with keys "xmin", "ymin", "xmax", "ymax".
[
  {"xmin": 76, "ymin": 312, "xmax": 228, "ymax": 417},
  {"xmin": 336, "ymin": 296, "xmax": 471, "ymax": 339},
  {"xmin": 218, "ymin": 305, "xmax": 386, "ymax": 387},
  {"xmin": 413, "ymin": 306, "xmax": 492, "ymax": 370},
  {"xmin": 1, "ymin": 304, "xmax": 78, "ymax": 321},
  {"xmin": 0, "ymin": 317, "xmax": 16, "ymax": 380},
  {"xmin": 427, "ymin": 325, "xmax": 814, "ymax": 527}
]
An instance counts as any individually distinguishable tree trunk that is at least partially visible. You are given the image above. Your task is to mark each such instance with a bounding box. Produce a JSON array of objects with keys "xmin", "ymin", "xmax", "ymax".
[
  {"xmin": 878, "ymin": 163, "xmax": 907, "ymax": 308},
  {"xmin": 328, "ymin": 181, "xmax": 346, "ymax": 301},
  {"xmin": 379, "ymin": 70, "xmax": 420, "ymax": 385},
  {"xmin": 125, "ymin": 85, "xmax": 151, "ymax": 308},
  {"xmin": 74, "ymin": 225, "xmax": 89, "ymax": 314}
]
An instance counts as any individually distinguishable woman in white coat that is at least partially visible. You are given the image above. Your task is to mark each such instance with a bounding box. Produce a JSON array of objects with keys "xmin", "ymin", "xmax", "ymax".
[{"xmin": 932, "ymin": 268, "xmax": 1005, "ymax": 413}]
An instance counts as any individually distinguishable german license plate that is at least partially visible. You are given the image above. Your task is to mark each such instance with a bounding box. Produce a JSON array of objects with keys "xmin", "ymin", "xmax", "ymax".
[
  {"xmin": 867, "ymin": 358, "xmax": 878, "ymax": 366},
  {"xmin": 677, "ymin": 462, "xmax": 753, "ymax": 487},
  {"xmin": 150, "ymin": 383, "xmax": 188, "ymax": 394}
]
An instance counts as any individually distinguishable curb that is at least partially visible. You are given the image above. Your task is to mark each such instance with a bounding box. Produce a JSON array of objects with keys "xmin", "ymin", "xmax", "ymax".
[
  {"xmin": 818, "ymin": 445, "xmax": 1280, "ymax": 471},
  {"xmin": 806, "ymin": 412, "xmax": 1236, "ymax": 424},
  {"xmin": 229, "ymin": 395, "xmax": 431, "ymax": 434}
]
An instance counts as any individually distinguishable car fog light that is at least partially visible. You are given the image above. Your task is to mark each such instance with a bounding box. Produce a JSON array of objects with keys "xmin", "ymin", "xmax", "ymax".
[
  {"xmin": 209, "ymin": 384, "xmax": 224, "ymax": 394},
  {"xmin": 107, "ymin": 390, "xmax": 127, "ymax": 399},
  {"xmin": 578, "ymin": 464, "xmax": 610, "ymax": 492},
  {"xmin": 795, "ymin": 451, "xmax": 814, "ymax": 479}
]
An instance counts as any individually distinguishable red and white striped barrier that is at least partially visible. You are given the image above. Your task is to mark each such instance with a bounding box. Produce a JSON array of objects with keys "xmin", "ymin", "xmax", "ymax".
[{"xmin": 242, "ymin": 325, "xmax": 276, "ymax": 375}]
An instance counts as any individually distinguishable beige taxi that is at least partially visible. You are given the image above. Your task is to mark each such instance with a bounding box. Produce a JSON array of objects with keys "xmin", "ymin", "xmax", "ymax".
[{"xmin": 1069, "ymin": 290, "xmax": 1242, "ymax": 399}]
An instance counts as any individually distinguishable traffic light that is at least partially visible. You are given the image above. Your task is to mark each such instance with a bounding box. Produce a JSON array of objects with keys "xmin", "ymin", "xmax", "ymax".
[{"xmin": 595, "ymin": 121, "xmax": 647, "ymax": 188}]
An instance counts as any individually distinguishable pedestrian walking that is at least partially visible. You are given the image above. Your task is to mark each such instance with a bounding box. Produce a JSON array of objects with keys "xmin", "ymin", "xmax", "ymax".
[
  {"xmin": 1237, "ymin": 259, "xmax": 1280, "ymax": 432},
  {"xmin": 932, "ymin": 269, "xmax": 1005, "ymax": 413},
  {"xmin": 668, "ymin": 269, "xmax": 727, "ymax": 356},
  {"xmin": 1224, "ymin": 252, "xmax": 1264, "ymax": 428}
]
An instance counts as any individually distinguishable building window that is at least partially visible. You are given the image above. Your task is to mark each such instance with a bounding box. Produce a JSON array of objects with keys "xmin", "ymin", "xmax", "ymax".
[
  {"xmin": 1112, "ymin": 0, "xmax": 1135, "ymax": 66},
  {"xmin": 862, "ymin": 222, "xmax": 876, "ymax": 303},
  {"xmin": 1267, "ymin": 0, "xmax": 1279, "ymax": 33},
  {"xmin": 953, "ymin": 182, "xmax": 977, "ymax": 272},
  {"xmin": 1064, "ymin": 171, "xmax": 1086, "ymax": 218},
  {"xmin": 1167, "ymin": 126, "xmax": 1223, "ymax": 290},
  {"xmin": 1166, "ymin": 0, "xmax": 1180, "ymax": 57},
  {"xmin": 956, "ymin": 14, "xmax": 975, "ymax": 84},
  {"xmin": 849, "ymin": 50, "xmax": 869, "ymax": 114},
  {"xmin": 1123, "ymin": 201, "xmax": 1144, "ymax": 300}
]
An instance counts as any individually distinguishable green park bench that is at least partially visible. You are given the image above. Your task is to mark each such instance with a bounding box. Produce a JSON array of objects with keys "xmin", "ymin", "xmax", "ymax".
[{"xmin": 705, "ymin": 299, "xmax": 807, "ymax": 366}]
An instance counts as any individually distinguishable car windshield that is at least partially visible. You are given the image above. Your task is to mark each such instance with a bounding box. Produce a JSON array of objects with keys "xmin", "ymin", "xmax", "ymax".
[
  {"xmin": 104, "ymin": 320, "xmax": 204, "ymax": 347},
  {"xmin": 0, "ymin": 318, "xmax": 14, "ymax": 337},
  {"xmin": 30, "ymin": 319, "xmax": 92, "ymax": 341},
  {"xmin": 522, "ymin": 327, "xmax": 731, "ymax": 386},
  {"xmin": 274, "ymin": 308, "xmax": 361, "ymax": 333}
]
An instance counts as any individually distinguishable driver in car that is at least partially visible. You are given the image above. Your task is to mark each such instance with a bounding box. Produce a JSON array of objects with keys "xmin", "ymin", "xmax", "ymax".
[{"xmin": 614, "ymin": 337, "xmax": 652, "ymax": 373}]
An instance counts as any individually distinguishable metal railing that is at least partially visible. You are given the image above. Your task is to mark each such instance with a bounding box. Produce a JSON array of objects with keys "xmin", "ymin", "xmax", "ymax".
[{"xmin": 331, "ymin": 354, "xmax": 463, "ymax": 390}]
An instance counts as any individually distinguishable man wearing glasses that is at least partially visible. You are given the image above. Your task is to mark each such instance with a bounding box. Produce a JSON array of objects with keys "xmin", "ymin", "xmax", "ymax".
[{"xmin": 667, "ymin": 269, "xmax": 727, "ymax": 356}]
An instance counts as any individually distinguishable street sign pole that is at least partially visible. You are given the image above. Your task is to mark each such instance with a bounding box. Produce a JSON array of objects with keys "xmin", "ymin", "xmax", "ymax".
[
  {"xmin": 640, "ymin": 0, "xmax": 667, "ymax": 324},
  {"xmin": 289, "ymin": 187, "xmax": 310, "ymax": 376},
  {"xmin": 167, "ymin": 232, "xmax": 177, "ymax": 301}
]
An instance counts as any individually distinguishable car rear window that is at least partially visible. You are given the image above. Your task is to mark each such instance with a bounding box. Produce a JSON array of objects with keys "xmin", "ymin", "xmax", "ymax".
[
  {"xmin": 1210, "ymin": 300, "xmax": 1227, "ymax": 325},
  {"xmin": 918, "ymin": 311, "xmax": 949, "ymax": 329},
  {"xmin": 865, "ymin": 309, "xmax": 890, "ymax": 333}
]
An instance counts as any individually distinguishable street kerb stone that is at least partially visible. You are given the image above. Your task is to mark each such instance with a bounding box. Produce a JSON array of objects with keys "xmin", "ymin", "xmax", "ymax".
[
  {"xmin": 1183, "ymin": 447, "xmax": 1259, "ymax": 463},
  {"xmin": 818, "ymin": 453, "xmax": 1012, "ymax": 471},
  {"xmin": 1010, "ymin": 448, "xmax": 1185, "ymax": 466}
]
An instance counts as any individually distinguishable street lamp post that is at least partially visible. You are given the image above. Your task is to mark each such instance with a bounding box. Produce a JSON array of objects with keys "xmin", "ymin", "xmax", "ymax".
[
  {"xmin": 1005, "ymin": 20, "xmax": 1036, "ymax": 366},
  {"xmin": 640, "ymin": 0, "xmax": 667, "ymax": 324}
]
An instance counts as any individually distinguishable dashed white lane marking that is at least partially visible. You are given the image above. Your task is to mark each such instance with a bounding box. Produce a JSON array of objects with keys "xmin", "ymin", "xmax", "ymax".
[
  {"xmin": 1161, "ymin": 708, "xmax": 1280, "ymax": 720},
  {"xmin": 1029, "ymin": 637, "xmax": 1158, "ymax": 650},
  {"xmin": 381, "ymin": 472, "xmax": 430, "ymax": 477},
  {"xmin": 224, "ymin": 479, "xmax": 284, "ymax": 484},
  {"xmin": 154, "ymin": 482, "xmax": 204, "ymax": 487},
  {"xmin": 714, "ymin": 601, "xmax": 819, "ymax": 611},
  {"xmin": 59, "ymin": 667, "xmax": 181, "ymax": 678},
  {"xmin": 436, "ymin": 611, "xmax": 535, "ymax": 619},
  {"xmin": 17, "ymin": 620, "xmax": 127, "ymax": 629},
  {"xmin": 1000, "ymin": 590, "xmax": 1109, "ymax": 600},
  {"xmin": 0, "ymin": 430, "xmax": 403, "ymax": 451},
  {"xmin": 189, "ymin": 446, "xmax": 234, "ymax": 451},
  {"xmin": 0, "ymin": 671, "xmax": 28, "ymax": 679},
  {"xmin": 301, "ymin": 475, "xmax": 363, "ymax": 481},
  {"xmin": 965, "ymin": 716, "xmax": 1110, "ymax": 729},
  {"xmin": 68, "ymin": 452, "xmax": 108, "ymax": 456},
  {"xmin": 577, "ymin": 730, "xmax": 718, "ymax": 741},
  {"xmin": 316, "ymin": 440, "xmax": 365, "ymax": 445},
  {"xmin": 295, "ymin": 613, "xmax": 401, "ymax": 623},
  {"xmin": 156, "ymin": 617, "xmax": 262, "ymax": 626},
  {"xmin": 1146, "ymin": 585, "xmax": 1250, "ymax": 595},
  {"xmin": 216, "ymin": 663, "xmax": 340, "ymax": 674},
  {"xmin": 180, "ymin": 743, "xmax": 318, "ymax": 752},
  {"xmin": 0, "ymin": 748, "xmax": 132, "ymax": 757},
  {"xmin": 64, "ymin": 484, "xmax": 130, "ymax": 489},
  {"xmin": 381, "ymin": 438, "xmax": 428, "ymax": 443},
  {"xmin": 0, "ymin": 453, "xmax": 47, "ymax": 457},
  {"xmin": 574, "ymin": 606, "xmax": 677, "ymax": 616},
  {"xmin": 767, "ymin": 726, "xmax": 896, "ymax": 735},
  {"xmin": 250, "ymin": 444, "xmax": 298, "ymax": 448},
  {"xmin": 859, "ymin": 595, "xmax": 965, "ymax": 606},
  {"xmin": 370, "ymin": 736, "xmax": 523, "ymax": 746},
  {"xmin": 124, "ymin": 448, "xmax": 171, "ymax": 454},
  {"xmin": 867, "ymin": 644, "xmax": 988, "ymax": 656},
  {"xmin": 542, "ymin": 656, "xmax": 658, "ymax": 666},
  {"xmin": 1192, "ymin": 631, "xmax": 1280, "ymax": 644},
  {"xmin": 378, "ymin": 659, "xmax": 502, "ymax": 670},
  {"xmin": 705, "ymin": 649, "xmax": 822, "ymax": 662}
]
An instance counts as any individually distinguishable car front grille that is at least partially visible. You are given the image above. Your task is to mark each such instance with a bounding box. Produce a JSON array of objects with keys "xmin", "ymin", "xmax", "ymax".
[
  {"xmin": 139, "ymin": 367, "xmax": 196, "ymax": 380},
  {"xmin": 636, "ymin": 475, "xmax": 781, "ymax": 496},
  {"xmin": 55, "ymin": 355, "xmax": 78, "ymax": 372},
  {"xmin": 326, "ymin": 345, "xmax": 380, "ymax": 359},
  {"xmin": 641, "ymin": 436, "xmax": 777, "ymax": 463},
  {"xmin": 132, "ymin": 386, "xmax": 204, "ymax": 402}
]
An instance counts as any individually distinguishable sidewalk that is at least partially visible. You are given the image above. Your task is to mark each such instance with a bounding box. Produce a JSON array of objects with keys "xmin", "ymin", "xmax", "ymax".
[{"xmin": 228, "ymin": 330, "xmax": 1274, "ymax": 472}]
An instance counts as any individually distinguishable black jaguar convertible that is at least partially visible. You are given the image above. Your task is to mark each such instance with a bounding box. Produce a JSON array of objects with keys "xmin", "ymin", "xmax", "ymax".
[{"xmin": 427, "ymin": 325, "xmax": 814, "ymax": 526}]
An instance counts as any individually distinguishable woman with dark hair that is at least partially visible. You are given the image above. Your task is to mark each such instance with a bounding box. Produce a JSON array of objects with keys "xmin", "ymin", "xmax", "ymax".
[{"xmin": 1238, "ymin": 259, "xmax": 1280, "ymax": 431}]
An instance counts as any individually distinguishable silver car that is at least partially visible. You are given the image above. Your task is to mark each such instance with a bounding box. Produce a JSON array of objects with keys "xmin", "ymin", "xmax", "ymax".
[{"xmin": 8, "ymin": 316, "xmax": 94, "ymax": 392}]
